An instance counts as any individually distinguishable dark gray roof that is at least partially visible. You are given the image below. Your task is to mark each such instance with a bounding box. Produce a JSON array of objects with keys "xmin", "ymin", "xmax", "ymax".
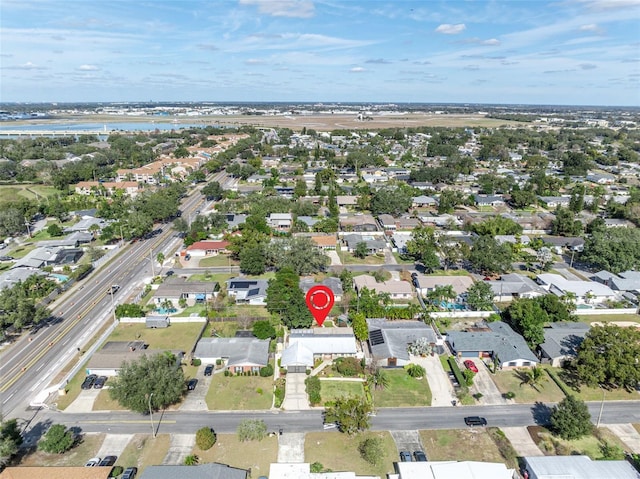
[
  {"xmin": 447, "ymin": 321, "xmax": 538, "ymax": 365},
  {"xmin": 488, "ymin": 273, "xmax": 547, "ymax": 296},
  {"xmin": 154, "ymin": 279, "xmax": 218, "ymax": 297},
  {"xmin": 299, "ymin": 276, "xmax": 343, "ymax": 296},
  {"xmin": 367, "ymin": 319, "xmax": 437, "ymax": 361},
  {"xmin": 539, "ymin": 322, "xmax": 590, "ymax": 360},
  {"xmin": 139, "ymin": 463, "xmax": 248, "ymax": 479},
  {"xmin": 194, "ymin": 337, "xmax": 269, "ymax": 366}
]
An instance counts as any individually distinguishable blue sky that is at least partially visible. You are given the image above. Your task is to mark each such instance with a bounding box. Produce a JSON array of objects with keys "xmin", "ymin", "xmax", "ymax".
[{"xmin": 1, "ymin": 0, "xmax": 639, "ymax": 105}]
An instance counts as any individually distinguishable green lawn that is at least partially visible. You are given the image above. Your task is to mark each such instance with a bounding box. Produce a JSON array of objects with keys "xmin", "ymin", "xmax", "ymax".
[
  {"xmin": 574, "ymin": 314, "xmax": 640, "ymax": 325},
  {"xmin": 224, "ymin": 304, "xmax": 271, "ymax": 318},
  {"xmin": 392, "ymin": 253, "xmax": 415, "ymax": 265},
  {"xmin": 305, "ymin": 431, "xmax": 396, "ymax": 477},
  {"xmin": 114, "ymin": 434, "xmax": 170, "ymax": 474},
  {"xmin": 55, "ymin": 368, "xmax": 88, "ymax": 410},
  {"xmin": 209, "ymin": 321, "xmax": 239, "ymax": 337},
  {"xmin": 492, "ymin": 367, "xmax": 566, "ymax": 403},
  {"xmin": 188, "ymin": 273, "xmax": 234, "ymax": 283},
  {"xmin": 338, "ymin": 251, "xmax": 385, "ymax": 265},
  {"xmin": 6, "ymin": 244, "xmax": 36, "ymax": 259},
  {"xmin": 107, "ymin": 322, "xmax": 204, "ymax": 352},
  {"xmin": 320, "ymin": 380, "xmax": 365, "ymax": 404},
  {"xmin": 529, "ymin": 426, "xmax": 629, "ymax": 459},
  {"xmin": 420, "ymin": 429, "xmax": 507, "ymax": 464},
  {"xmin": 0, "ymin": 184, "xmax": 58, "ymax": 203},
  {"xmin": 197, "ymin": 255, "xmax": 237, "ymax": 268},
  {"xmin": 554, "ymin": 367, "xmax": 640, "ymax": 401},
  {"xmin": 93, "ymin": 389, "xmax": 127, "ymax": 411},
  {"xmin": 19, "ymin": 433, "xmax": 105, "ymax": 467},
  {"xmin": 194, "ymin": 433, "xmax": 277, "ymax": 478},
  {"xmin": 374, "ymin": 368, "xmax": 432, "ymax": 407},
  {"xmin": 205, "ymin": 374, "xmax": 273, "ymax": 410}
]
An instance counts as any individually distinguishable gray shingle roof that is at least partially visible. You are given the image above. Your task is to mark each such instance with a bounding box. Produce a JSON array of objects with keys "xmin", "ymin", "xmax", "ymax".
[
  {"xmin": 139, "ymin": 463, "xmax": 248, "ymax": 479},
  {"xmin": 193, "ymin": 337, "xmax": 269, "ymax": 367},
  {"xmin": 367, "ymin": 319, "xmax": 437, "ymax": 361},
  {"xmin": 539, "ymin": 322, "xmax": 589, "ymax": 360}
]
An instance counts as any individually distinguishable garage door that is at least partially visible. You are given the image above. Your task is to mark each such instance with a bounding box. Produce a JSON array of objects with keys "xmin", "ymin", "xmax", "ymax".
[
  {"xmin": 460, "ymin": 351, "xmax": 480, "ymax": 358},
  {"xmin": 288, "ymin": 366, "xmax": 306, "ymax": 373}
]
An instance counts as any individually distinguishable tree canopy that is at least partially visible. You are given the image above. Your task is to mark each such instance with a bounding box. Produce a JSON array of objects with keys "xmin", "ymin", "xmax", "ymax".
[
  {"xmin": 38, "ymin": 424, "xmax": 75, "ymax": 454},
  {"xmin": 404, "ymin": 225, "xmax": 439, "ymax": 271},
  {"xmin": 502, "ymin": 295, "xmax": 574, "ymax": 347},
  {"xmin": 550, "ymin": 395, "xmax": 592, "ymax": 440},
  {"xmin": 574, "ymin": 324, "xmax": 640, "ymax": 390},
  {"xmin": 109, "ymin": 352, "xmax": 186, "ymax": 413},
  {"xmin": 468, "ymin": 236, "xmax": 513, "ymax": 275},
  {"xmin": 465, "ymin": 281, "xmax": 494, "ymax": 311},
  {"xmin": 581, "ymin": 227, "xmax": 640, "ymax": 273},
  {"xmin": 369, "ymin": 187, "xmax": 412, "ymax": 216},
  {"xmin": 324, "ymin": 396, "xmax": 372, "ymax": 435},
  {"xmin": 266, "ymin": 268, "xmax": 313, "ymax": 329}
]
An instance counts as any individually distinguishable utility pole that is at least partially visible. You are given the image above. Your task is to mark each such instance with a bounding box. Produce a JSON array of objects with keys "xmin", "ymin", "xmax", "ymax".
[
  {"xmin": 109, "ymin": 289, "xmax": 117, "ymax": 324},
  {"xmin": 596, "ymin": 390, "xmax": 606, "ymax": 427},
  {"xmin": 149, "ymin": 249, "xmax": 155, "ymax": 277},
  {"xmin": 147, "ymin": 392, "xmax": 156, "ymax": 437}
]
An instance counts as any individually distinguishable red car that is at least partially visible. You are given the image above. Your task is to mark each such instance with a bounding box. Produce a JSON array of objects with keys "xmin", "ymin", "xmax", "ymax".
[{"xmin": 464, "ymin": 360, "xmax": 479, "ymax": 373}]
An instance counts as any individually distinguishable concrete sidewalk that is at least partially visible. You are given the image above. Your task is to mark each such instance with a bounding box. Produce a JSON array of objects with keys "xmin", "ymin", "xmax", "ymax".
[
  {"xmin": 501, "ymin": 427, "xmax": 543, "ymax": 456},
  {"xmin": 606, "ymin": 424, "xmax": 640, "ymax": 453}
]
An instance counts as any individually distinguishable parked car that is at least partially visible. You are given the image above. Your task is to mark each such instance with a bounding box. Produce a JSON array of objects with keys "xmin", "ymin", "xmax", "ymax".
[
  {"xmin": 98, "ymin": 456, "xmax": 117, "ymax": 466},
  {"xmin": 122, "ymin": 467, "xmax": 138, "ymax": 479},
  {"xmin": 93, "ymin": 376, "xmax": 108, "ymax": 389},
  {"xmin": 84, "ymin": 457, "xmax": 101, "ymax": 467},
  {"xmin": 204, "ymin": 364, "xmax": 214, "ymax": 376},
  {"xmin": 187, "ymin": 378, "xmax": 198, "ymax": 391},
  {"xmin": 165, "ymin": 270, "xmax": 174, "ymax": 277},
  {"xmin": 81, "ymin": 374, "xmax": 97, "ymax": 390},
  {"xmin": 464, "ymin": 416, "xmax": 488, "ymax": 427},
  {"xmin": 399, "ymin": 451, "xmax": 412, "ymax": 462},
  {"xmin": 413, "ymin": 450, "xmax": 428, "ymax": 461},
  {"xmin": 464, "ymin": 360, "xmax": 479, "ymax": 373}
]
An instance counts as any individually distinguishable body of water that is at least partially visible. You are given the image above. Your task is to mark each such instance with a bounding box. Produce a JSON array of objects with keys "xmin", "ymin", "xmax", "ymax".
[{"xmin": 0, "ymin": 121, "xmax": 225, "ymax": 133}]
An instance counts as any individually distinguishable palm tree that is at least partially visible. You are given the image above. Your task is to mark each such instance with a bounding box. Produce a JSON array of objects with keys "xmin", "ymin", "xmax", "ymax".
[
  {"xmin": 561, "ymin": 292, "xmax": 577, "ymax": 312},
  {"xmin": 519, "ymin": 366, "xmax": 546, "ymax": 391},
  {"xmin": 184, "ymin": 455, "xmax": 199, "ymax": 466},
  {"xmin": 369, "ymin": 367, "xmax": 389, "ymax": 391},
  {"xmin": 156, "ymin": 252, "xmax": 165, "ymax": 266}
]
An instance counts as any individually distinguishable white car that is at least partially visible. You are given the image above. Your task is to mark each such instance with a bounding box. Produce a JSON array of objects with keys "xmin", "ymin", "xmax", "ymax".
[{"xmin": 85, "ymin": 457, "xmax": 101, "ymax": 467}]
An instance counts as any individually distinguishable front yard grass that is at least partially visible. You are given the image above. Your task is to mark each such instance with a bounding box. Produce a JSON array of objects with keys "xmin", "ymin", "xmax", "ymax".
[
  {"xmin": 206, "ymin": 374, "xmax": 273, "ymax": 410},
  {"xmin": 374, "ymin": 368, "xmax": 432, "ymax": 407},
  {"xmin": 305, "ymin": 431, "xmax": 396, "ymax": 477},
  {"xmin": 188, "ymin": 272, "xmax": 234, "ymax": 283},
  {"xmin": 114, "ymin": 434, "xmax": 170, "ymax": 473},
  {"xmin": 492, "ymin": 367, "xmax": 565, "ymax": 403},
  {"xmin": 107, "ymin": 322, "xmax": 203, "ymax": 352},
  {"xmin": 320, "ymin": 380, "xmax": 365, "ymax": 404},
  {"xmin": 55, "ymin": 368, "xmax": 88, "ymax": 411},
  {"xmin": 19, "ymin": 433, "xmax": 105, "ymax": 466},
  {"xmin": 574, "ymin": 313, "xmax": 640, "ymax": 325},
  {"xmin": 555, "ymin": 367, "xmax": 640, "ymax": 401},
  {"xmin": 528, "ymin": 425, "xmax": 629, "ymax": 459},
  {"xmin": 197, "ymin": 255, "xmax": 237, "ymax": 268},
  {"xmin": 92, "ymin": 389, "xmax": 127, "ymax": 411},
  {"xmin": 209, "ymin": 321, "xmax": 239, "ymax": 337},
  {"xmin": 194, "ymin": 433, "xmax": 277, "ymax": 478},
  {"xmin": 420, "ymin": 429, "xmax": 506, "ymax": 463},
  {"xmin": 338, "ymin": 251, "xmax": 385, "ymax": 265}
]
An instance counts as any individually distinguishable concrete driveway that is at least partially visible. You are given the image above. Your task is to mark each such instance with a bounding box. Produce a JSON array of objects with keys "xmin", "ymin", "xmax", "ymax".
[
  {"xmin": 467, "ymin": 360, "xmax": 509, "ymax": 405},
  {"xmin": 410, "ymin": 354, "xmax": 456, "ymax": 407},
  {"xmin": 327, "ymin": 250, "xmax": 342, "ymax": 266},
  {"xmin": 65, "ymin": 388, "xmax": 101, "ymax": 413},
  {"xmin": 277, "ymin": 432, "xmax": 305, "ymax": 463},
  {"xmin": 96, "ymin": 434, "xmax": 133, "ymax": 460},
  {"xmin": 282, "ymin": 373, "xmax": 309, "ymax": 410},
  {"xmin": 179, "ymin": 364, "xmax": 210, "ymax": 411},
  {"xmin": 390, "ymin": 430, "xmax": 426, "ymax": 459},
  {"xmin": 501, "ymin": 427, "xmax": 543, "ymax": 456},
  {"xmin": 606, "ymin": 424, "xmax": 640, "ymax": 453},
  {"xmin": 162, "ymin": 434, "xmax": 195, "ymax": 465}
]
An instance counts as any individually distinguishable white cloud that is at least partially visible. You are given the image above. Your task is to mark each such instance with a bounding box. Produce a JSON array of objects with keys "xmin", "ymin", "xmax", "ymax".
[
  {"xmin": 482, "ymin": 38, "xmax": 500, "ymax": 46},
  {"xmin": 350, "ymin": 66, "xmax": 365, "ymax": 73},
  {"xmin": 435, "ymin": 23, "xmax": 466, "ymax": 35},
  {"xmin": 4, "ymin": 61, "xmax": 45, "ymax": 70},
  {"xmin": 245, "ymin": 58, "xmax": 266, "ymax": 64},
  {"xmin": 239, "ymin": 0, "xmax": 315, "ymax": 18},
  {"xmin": 78, "ymin": 64, "xmax": 99, "ymax": 71}
]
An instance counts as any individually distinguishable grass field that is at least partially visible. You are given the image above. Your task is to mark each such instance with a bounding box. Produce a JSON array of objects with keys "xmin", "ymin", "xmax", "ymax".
[
  {"xmin": 197, "ymin": 255, "xmax": 237, "ymax": 268},
  {"xmin": 420, "ymin": 429, "xmax": 505, "ymax": 463},
  {"xmin": 188, "ymin": 273, "xmax": 234, "ymax": 283},
  {"xmin": 224, "ymin": 304, "xmax": 271, "ymax": 318},
  {"xmin": 492, "ymin": 368, "xmax": 566, "ymax": 404},
  {"xmin": 92, "ymin": 389, "xmax": 127, "ymax": 411},
  {"xmin": 208, "ymin": 321, "xmax": 239, "ymax": 337},
  {"xmin": 574, "ymin": 313, "xmax": 640, "ymax": 325},
  {"xmin": 0, "ymin": 184, "xmax": 59, "ymax": 203},
  {"xmin": 106, "ymin": 322, "xmax": 204, "ymax": 351},
  {"xmin": 114, "ymin": 434, "xmax": 170, "ymax": 473},
  {"xmin": 338, "ymin": 251, "xmax": 385, "ymax": 265},
  {"xmin": 320, "ymin": 380, "xmax": 365, "ymax": 404},
  {"xmin": 554, "ymin": 367, "xmax": 640, "ymax": 401},
  {"xmin": 305, "ymin": 431, "xmax": 396, "ymax": 477},
  {"xmin": 55, "ymin": 368, "xmax": 89, "ymax": 410},
  {"xmin": 19, "ymin": 433, "xmax": 105, "ymax": 467},
  {"xmin": 205, "ymin": 374, "xmax": 273, "ymax": 410},
  {"xmin": 528, "ymin": 425, "xmax": 629, "ymax": 459},
  {"xmin": 193, "ymin": 433, "xmax": 277, "ymax": 477},
  {"xmin": 374, "ymin": 368, "xmax": 432, "ymax": 407}
]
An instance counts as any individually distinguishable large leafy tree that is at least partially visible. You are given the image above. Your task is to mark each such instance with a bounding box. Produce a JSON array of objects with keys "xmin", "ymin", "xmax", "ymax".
[
  {"xmin": 240, "ymin": 245, "xmax": 266, "ymax": 275},
  {"xmin": 469, "ymin": 216, "xmax": 523, "ymax": 236},
  {"xmin": 550, "ymin": 395, "xmax": 592, "ymax": 440},
  {"xmin": 0, "ymin": 418, "xmax": 22, "ymax": 467},
  {"xmin": 369, "ymin": 187, "xmax": 412, "ymax": 215},
  {"xmin": 266, "ymin": 237, "xmax": 329, "ymax": 275},
  {"xmin": 502, "ymin": 296, "xmax": 574, "ymax": 347},
  {"xmin": 38, "ymin": 424, "xmax": 75, "ymax": 454},
  {"xmin": 201, "ymin": 181, "xmax": 223, "ymax": 201},
  {"xmin": 266, "ymin": 268, "xmax": 313, "ymax": 329},
  {"xmin": 109, "ymin": 353, "xmax": 186, "ymax": 413},
  {"xmin": 581, "ymin": 227, "xmax": 640, "ymax": 273},
  {"xmin": 324, "ymin": 396, "xmax": 373, "ymax": 435},
  {"xmin": 349, "ymin": 312, "xmax": 369, "ymax": 341},
  {"xmin": 468, "ymin": 236, "xmax": 513, "ymax": 275},
  {"xmin": 465, "ymin": 281, "xmax": 494, "ymax": 311},
  {"xmin": 550, "ymin": 206, "xmax": 583, "ymax": 236},
  {"xmin": 404, "ymin": 225, "xmax": 440, "ymax": 271},
  {"xmin": 574, "ymin": 325, "xmax": 640, "ymax": 390}
]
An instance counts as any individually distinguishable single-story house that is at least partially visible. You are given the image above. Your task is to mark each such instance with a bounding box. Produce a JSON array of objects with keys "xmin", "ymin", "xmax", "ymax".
[
  {"xmin": 446, "ymin": 321, "xmax": 538, "ymax": 369},
  {"xmin": 522, "ymin": 455, "xmax": 640, "ymax": 479},
  {"xmin": 0, "ymin": 466, "xmax": 113, "ymax": 479},
  {"xmin": 0, "ymin": 267, "xmax": 46, "ymax": 291},
  {"xmin": 185, "ymin": 240, "xmax": 230, "ymax": 257},
  {"xmin": 267, "ymin": 213, "xmax": 292, "ymax": 232},
  {"xmin": 64, "ymin": 216, "xmax": 109, "ymax": 233},
  {"xmin": 12, "ymin": 246, "xmax": 83, "ymax": 269},
  {"xmin": 225, "ymin": 213, "xmax": 247, "ymax": 230},
  {"xmin": 412, "ymin": 195, "xmax": 437, "ymax": 208},
  {"xmin": 390, "ymin": 231, "xmax": 412, "ymax": 254},
  {"xmin": 138, "ymin": 463, "xmax": 248, "ymax": 479},
  {"xmin": 339, "ymin": 214, "xmax": 378, "ymax": 232},
  {"xmin": 487, "ymin": 273, "xmax": 548, "ymax": 302},
  {"xmin": 310, "ymin": 235, "xmax": 337, "ymax": 250},
  {"xmin": 367, "ymin": 318, "xmax": 438, "ymax": 367},
  {"xmin": 152, "ymin": 279, "xmax": 219, "ymax": 307},
  {"xmin": 299, "ymin": 277, "xmax": 343, "ymax": 302},
  {"xmin": 412, "ymin": 274, "xmax": 474, "ymax": 298},
  {"xmin": 226, "ymin": 277, "xmax": 269, "ymax": 305},
  {"xmin": 495, "ymin": 235, "xmax": 530, "ymax": 246},
  {"xmin": 193, "ymin": 337, "xmax": 269, "ymax": 374},
  {"xmin": 586, "ymin": 172, "xmax": 616, "ymax": 184},
  {"xmin": 281, "ymin": 328, "xmax": 358, "ymax": 372},
  {"xmin": 378, "ymin": 214, "xmax": 397, "ymax": 231},
  {"xmin": 86, "ymin": 341, "xmax": 183, "ymax": 376},
  {"xmin": 538, "ymin": 196, "xmax": 570, "ymax": 208},
  {"xmin": 354, "ymin": 274, "xmax": 414, "ymax": 300},
  {"xmin": 538, "ymin": 322, "xmax": 590, "ymax": 367},
  {"xmin": 395, "ymin": 216, "xmax": 421, "ymax": 231},
  {"xmin": 593, "ymin": 270, "xmax": 640, "ymax": 294},
  {"xmin": 394, "ymin": 461, "xmax": 515, "ymax": 479},
  {"xmin": 342, "ymin": 234, "xmax": 386, "ymax": 255},
  {"xmin": 474, "ymin": 194, "xmax": 505, "ymax": 207},
  {"xmin": 296, "ymin": 216, "xmax": 319, "ymax": 228},
  {"xmin": 536, "ymin": 273, "xmax": 618, "ymax": 304},
  {"xmin": 336, "ymin": 195, "xmax": 359, "ymax": 207},
  {"xmin": 542, "ymin": 236, "xmax": 584, "ymax": 253}
]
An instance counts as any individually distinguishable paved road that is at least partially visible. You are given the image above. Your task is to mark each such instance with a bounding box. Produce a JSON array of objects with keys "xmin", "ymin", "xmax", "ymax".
[
  {"xmin": 22, "ymin": 401, "xmax": 640, "ymax": 441},
  {"xmin": 0, "ymin": 174, "xmax": 224, "ymax": 420}
]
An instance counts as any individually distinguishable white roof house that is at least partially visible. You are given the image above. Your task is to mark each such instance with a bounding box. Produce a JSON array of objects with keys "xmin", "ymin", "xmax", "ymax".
[
  {"xmin": 281, "ymin": 328, "xmax": 358, "ymax": 371},
  {"xmin": 269, "ymin": 463, "xmax": 378, "ymax": 479},
  {"xmin": 523, "ymin": 455, "xmax": 640, "ymax": 479},
  {"xmin": 353, "ymin": 274, "xmax": 414, "ymax": 300},
  {"xmin": 536, "ymin": 274, "xmax": 618, "ymax": 304},
  {"xmin": 393, "ymin": 461, "xmax": 515, "ymax": 479}
]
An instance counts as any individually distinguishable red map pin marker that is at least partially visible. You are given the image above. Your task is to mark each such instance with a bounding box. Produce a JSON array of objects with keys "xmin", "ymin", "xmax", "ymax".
[{"xmin": 305, "ymin": 285, "xmax": 335, "ymax": 327}]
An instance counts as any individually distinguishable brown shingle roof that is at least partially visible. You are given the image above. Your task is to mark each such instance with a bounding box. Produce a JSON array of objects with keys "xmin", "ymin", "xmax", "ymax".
[{"xmin": 0, "ymin": 467, "xmax": 112, "ymax": 479}]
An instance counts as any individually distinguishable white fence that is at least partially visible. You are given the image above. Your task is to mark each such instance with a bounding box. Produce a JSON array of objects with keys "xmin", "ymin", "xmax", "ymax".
[
  {"xmin": 430, "ymin": 311, "xmax": 493, "ymax": 319},
  {"xmin": 120, "ymin": 316, "xmax": 207, "ymax": 323},
  {"xmin": 573, "ymin": 308, "xmax": 638, "ymax": 316}
]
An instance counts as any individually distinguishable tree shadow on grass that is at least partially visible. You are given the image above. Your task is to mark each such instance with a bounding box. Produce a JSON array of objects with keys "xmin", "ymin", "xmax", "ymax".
[{"xmin": 557, "ymin": 366, "xmax": 583, "ymax": 393}]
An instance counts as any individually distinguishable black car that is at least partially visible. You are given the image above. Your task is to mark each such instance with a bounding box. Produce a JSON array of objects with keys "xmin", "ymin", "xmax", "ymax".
[
  {"xmin": 81, "ymin": 374, "xmax": 97, "ymax": 390},
  {"xmin": 204, "ymin": 364, "xmax": 214, "ymax": 376},
  {"xmin": 399, "ymin": 451, "xmax": 412, "ymax": 462},
  {"xmin": 98, "ymin": 455, "xmax": 117, "ymax": 467},
  {"xmin": 187, "ymin": 378, "xmax": 198, "ymax": 391},
  {"xmin": 413, "ymin": 450, "xmax": 428, "ymax": 461},
  {"xmin": 464, "ymin": 416, "xmax": 488, "ymax": 426},
  {"xmin": 122, "ymin": 467, "xmax": 138, "ymax": 479},
  {"xmin": 165, "ymin": 270, "xmax": 174, "ymax": 277},
  {"xmin": 93, "ymin": 376, "xmax": 108, "ymax": 389}
]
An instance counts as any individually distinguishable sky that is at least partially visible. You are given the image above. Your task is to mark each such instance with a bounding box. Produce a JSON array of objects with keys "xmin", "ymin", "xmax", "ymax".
[{"xmin": 1, "ymin": 0, "xmax": 639, "ymax": 106}]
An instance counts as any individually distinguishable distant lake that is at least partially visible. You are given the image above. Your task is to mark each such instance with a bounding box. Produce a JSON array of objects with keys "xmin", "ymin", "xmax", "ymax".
[{"xmin": 0, "ymin": 121, "xmax": 224, "ymax": 132}]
